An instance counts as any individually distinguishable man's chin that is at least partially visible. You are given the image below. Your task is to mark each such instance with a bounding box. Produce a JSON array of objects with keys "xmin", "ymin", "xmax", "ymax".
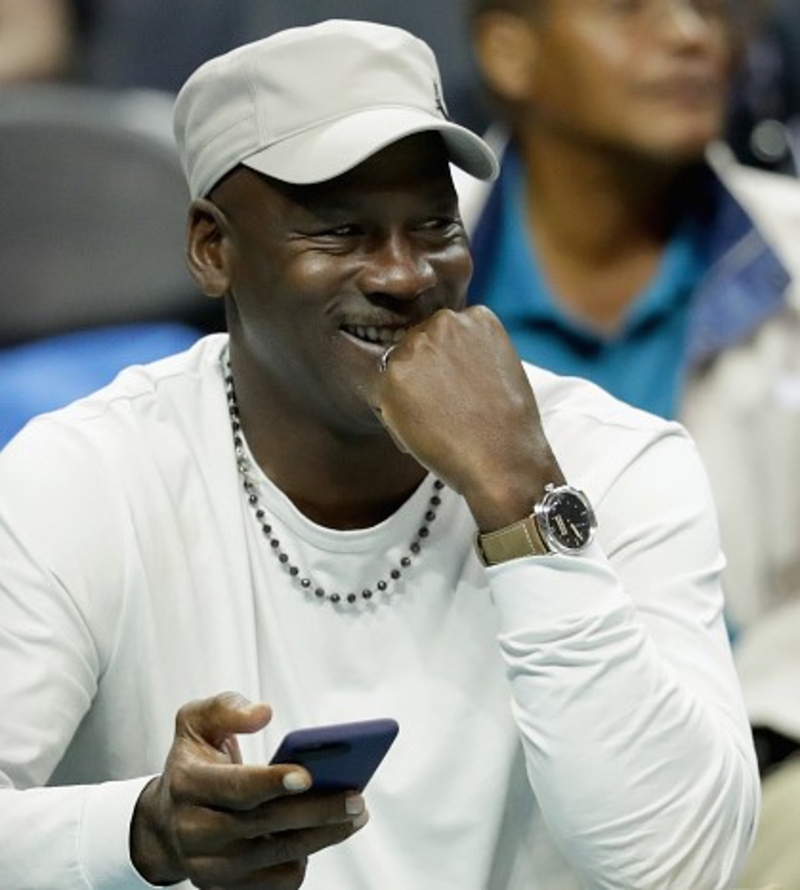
[{"xmin": 628, "ymin": 133, "xmax": 717, "ymax": 169}]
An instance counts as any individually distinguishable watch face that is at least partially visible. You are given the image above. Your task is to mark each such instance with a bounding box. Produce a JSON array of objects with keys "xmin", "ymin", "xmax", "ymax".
[{"xmin": 538, "ymin": 486, "xmax": 597, "ymax": 554}]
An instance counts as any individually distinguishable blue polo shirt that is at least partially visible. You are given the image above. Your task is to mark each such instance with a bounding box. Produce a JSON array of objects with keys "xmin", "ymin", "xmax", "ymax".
[{"xmin": 468, "ymin": 145, "xmax": 708, "ymax": 420}]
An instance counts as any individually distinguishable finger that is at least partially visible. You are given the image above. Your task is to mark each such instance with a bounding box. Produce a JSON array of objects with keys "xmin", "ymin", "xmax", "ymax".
[
  {"xmin": 187, "ymin": 815, "xmax": 368, "ymax": 884},
  {"xmin": 247, "ymin": 815, "xmax": 369, "ymax": 871},
  {"xmin": 178, "ymin": 792, "xmax": 366, "ymax": 851},
  {"xmin": 188, "ymin": 854, "xmax": 308, "ymax": 890},
  {"xmin": 169, "ymin": 758, "xmax": 312, "ymax": 811},
  {"xmin": 175, "ymin": 691, "xmax": 272, "ymax": 752}
]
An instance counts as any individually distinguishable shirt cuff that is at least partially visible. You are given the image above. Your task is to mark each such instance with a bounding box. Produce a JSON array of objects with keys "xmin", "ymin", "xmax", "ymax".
[
  {"xmin": 79, "ymin": 775, "xmax": 161, "ymax": 889},
  {"xmin": 486, "ymin": 542, "xmax": 631, "ymax": 632}
]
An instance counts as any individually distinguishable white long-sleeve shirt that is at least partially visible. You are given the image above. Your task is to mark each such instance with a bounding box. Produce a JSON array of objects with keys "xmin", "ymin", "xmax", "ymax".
[{"xmin": 0, "ymin": 335, "xmax": 758, "ymax": 889}]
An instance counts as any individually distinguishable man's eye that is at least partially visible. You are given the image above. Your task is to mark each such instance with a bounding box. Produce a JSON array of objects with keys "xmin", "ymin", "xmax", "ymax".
[
  {"xmin": 418, "ymin": 216, "xmax": 461, "ymax": 233},
  {"xmin": 332, "ymin": 224, "xmax": 363, "ymax": 236},
  {"xmin": 305, "ymin": 223, "xmax": 362, "ymax": 239}
]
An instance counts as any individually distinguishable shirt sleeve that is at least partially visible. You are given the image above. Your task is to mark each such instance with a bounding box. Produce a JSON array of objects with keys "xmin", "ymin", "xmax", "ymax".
[
  {"xmin": 0, "ymin": 423, "xmax": 164, "ymax": 889},
  {"xmin": 0, "ymin": 778, "xmax": 159, "ymax": 889},
  {"xmin": 487, "ymin": 427, "xmax": 759, "ymax": 890}
]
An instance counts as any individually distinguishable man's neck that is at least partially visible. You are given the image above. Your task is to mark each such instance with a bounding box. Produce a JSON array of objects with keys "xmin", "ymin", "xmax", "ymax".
[
  {"xmin": 228, "ymin": 355, "xmax": 428, "ymax": 530},
  {"xmin": 516, "ymin": 132, "xmax": 697, "ymax": 332}
]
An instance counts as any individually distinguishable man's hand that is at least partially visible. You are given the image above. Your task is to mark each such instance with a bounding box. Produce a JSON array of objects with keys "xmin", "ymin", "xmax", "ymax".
[
  {"xmin": 369, "ymin": 305, "xmax": 564, "ymax": 531},
  {"xmin": 130, "ymin": 692, "xmax": 367, "ymax": 889}
]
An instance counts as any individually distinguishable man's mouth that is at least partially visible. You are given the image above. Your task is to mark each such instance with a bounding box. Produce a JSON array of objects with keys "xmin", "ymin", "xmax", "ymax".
[{"xmin": 340, "ymin": 325, "xmax": 408, "ymax": 347}]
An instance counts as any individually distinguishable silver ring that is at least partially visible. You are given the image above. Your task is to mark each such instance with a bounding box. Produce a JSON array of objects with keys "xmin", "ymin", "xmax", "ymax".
[{"xmin": 379, "ymin": 345, "xmax": 396, "ymax": 373}]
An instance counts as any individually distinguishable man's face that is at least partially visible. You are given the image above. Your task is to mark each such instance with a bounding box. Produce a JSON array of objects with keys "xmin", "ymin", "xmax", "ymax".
[
  {"xmin": 514, "ymin": 0, "xmax": 733, "ymax": 162},
  {"xmin": 210, "ymin": 133, "xmax": 472, "ymax": 436}
]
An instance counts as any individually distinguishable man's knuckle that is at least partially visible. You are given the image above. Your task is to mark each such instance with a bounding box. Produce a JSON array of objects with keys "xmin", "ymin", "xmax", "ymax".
[
  {"xmin": 269, "ymin": 833, "xmax": 300, "ymax": 865},
  {"xmin": 174, "ymin": 698, "xmax": 201, "ymax": 733},
  {"xmin": 168, "ymin": 761, "xmax": 195, "ymax": 801}
]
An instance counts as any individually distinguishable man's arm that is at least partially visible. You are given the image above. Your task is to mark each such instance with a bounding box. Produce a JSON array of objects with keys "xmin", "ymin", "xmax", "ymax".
[
  {"xmin": 369, "ymin": 305, "xmax": 759, "ymax": 888},
  {"xmin": 488, "ymin": 429, "xmax": 758, "ymax": 888}
]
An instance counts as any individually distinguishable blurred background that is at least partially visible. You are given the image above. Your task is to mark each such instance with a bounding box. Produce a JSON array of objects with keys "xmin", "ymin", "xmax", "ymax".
[{"xmin": 1, "ymin": 0, "xmax": 799, "ymax": 446}]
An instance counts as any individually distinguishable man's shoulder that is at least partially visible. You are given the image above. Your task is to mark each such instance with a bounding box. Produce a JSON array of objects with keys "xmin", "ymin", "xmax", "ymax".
[
  {"xmin": 526, "ymin": 361, "xmax": 684, "ymax": 442},
  {"xmin": 710, "ymin": 144, "xmax": 800, "ymax": 230},
  {"xmin": 523, "ymin": 361, "xmax": 694, "ymax": 499},
  {"xmin": 2, "ymin": 334, "xmax": 228, "ymax": 460}
]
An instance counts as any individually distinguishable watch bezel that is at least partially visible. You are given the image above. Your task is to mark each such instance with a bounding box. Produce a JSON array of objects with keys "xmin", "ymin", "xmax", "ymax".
[{"xmin": 533, "ymin": 483, "xmax": 597, "ymax": 555}]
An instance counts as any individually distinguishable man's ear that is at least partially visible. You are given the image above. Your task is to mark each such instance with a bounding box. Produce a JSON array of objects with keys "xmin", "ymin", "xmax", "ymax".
[
  {"xmin": 473, "ymin": 11, "xmax": 539, "ymax": 105},
  {"xmin": 186, "ymin": 198, "xmax": 232, "ymax": 298}
]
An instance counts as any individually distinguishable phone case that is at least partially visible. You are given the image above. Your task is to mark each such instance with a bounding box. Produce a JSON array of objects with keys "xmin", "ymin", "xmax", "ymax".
[{"xmin": 269, "ymin": 717, "xmax": 399, "ymax": 792}]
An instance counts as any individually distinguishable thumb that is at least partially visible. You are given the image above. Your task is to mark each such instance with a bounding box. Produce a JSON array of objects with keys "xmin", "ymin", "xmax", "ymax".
[{"xmin": 370, "ymin": 404, "xmax": 411, "ymax": 454}]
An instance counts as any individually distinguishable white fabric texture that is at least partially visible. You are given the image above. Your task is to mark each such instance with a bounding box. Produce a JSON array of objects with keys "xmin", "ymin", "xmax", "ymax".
[
  {"xmin": 456, "ymin": 140, "xmax": 800, "ymax": 744},
  {"xmin": 0, "ymin": 335, "xmax": 757, "ymax": 889}
]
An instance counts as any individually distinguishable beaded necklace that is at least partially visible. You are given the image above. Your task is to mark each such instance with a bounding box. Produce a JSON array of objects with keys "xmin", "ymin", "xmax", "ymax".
[{"xmin": 224, "ymin": 359, "xmax": 444, "ymax": 607}]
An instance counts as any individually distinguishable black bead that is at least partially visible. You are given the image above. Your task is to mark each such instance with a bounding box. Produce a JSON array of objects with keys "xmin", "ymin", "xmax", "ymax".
[
  {"xmin": 314, "ymin": 588, "xmax": 325, "ymax": 598},
  {"xmin": 390, "ymin": 569, "xmax": 401, "ymax": 580},
  {"xmin": 347, "ymin": 593, "xmax": 357, "ymax": 604},
  {"xmin": 362, "ymin": 589, "xmax": 373, "ymax": 599},
  {"xmin": 248, "ymin": 494, "xmax": 258, "ymax": 505},
  {"xmin": 330, "ymin": 593, "xmax": 341, "ymax": 604},
  {"xmin": 400, "ymin": 557, "xmax": 411, "ymax": 568},
  {"xmin": 301, "ymin": 578, "xmax": 311, "ymax": 588},
  {"xmin": 418, "ymin": 527, "xmax": 429, "ymax": 538},
  {"xmin": 425, "ymin": 510, "xmax": 436, "ymax": 522},
  {"xmin": 255, "ymin": 509, "xmax": 265, "ymax": 520},
  {"xmin": 270, "ymin": 538, "xmax": 280, "ymax": 549},
  {"xmin": 377, "ymin": 580, "xmax": 388, "ymax": 591},
  {"xmin": 278, "ymin": 553, "xmax": 289, "ymax": 564},
  {"xmin": 410, "ymin": 542, "xmax": 421, "ymax": 554},
  {"xmin": 261, "ymin": 524, "xmax": 272, "ymax": 535},
  {"xmin": 289, "ymin": 566, "xmax": 299, "ymax": 576}
]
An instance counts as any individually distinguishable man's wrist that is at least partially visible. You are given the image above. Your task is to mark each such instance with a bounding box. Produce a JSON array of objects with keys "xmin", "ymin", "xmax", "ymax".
[
  {"xmin": 475, "ymin": 483, "xmax": 597, "ymax": 564},
  {"xmin": 130, "ymin": 777, "xmax": 185, "ymax": 886},
  {"xmin": 475, "ymin": 515, "xmax": 548, "ymax": 565}
]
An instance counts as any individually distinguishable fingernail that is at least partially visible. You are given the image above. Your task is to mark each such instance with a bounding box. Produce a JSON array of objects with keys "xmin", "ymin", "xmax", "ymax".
[
  {"xmin": 345, "ymin": 794, "xmax": 364, "ymax": 816},
  {"xmin": 283, "ymin": 771, "xmax": 311, "ymax": 792},
  {"xmin": 351, "ymin": 810, "xmax": 369, "ymax": 830}
]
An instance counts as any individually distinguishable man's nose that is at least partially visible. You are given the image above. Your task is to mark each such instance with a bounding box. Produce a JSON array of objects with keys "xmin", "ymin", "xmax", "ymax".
[
  {"xmin": 358, "ymin": 233, "xmax": 437, "ymax": 300},
  {"xmin": 654, "ymin": 0, "xmax": 719, "ymax": 42}
]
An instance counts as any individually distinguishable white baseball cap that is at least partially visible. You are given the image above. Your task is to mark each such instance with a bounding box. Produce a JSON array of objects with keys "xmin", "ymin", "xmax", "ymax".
[{"xmin": 173, "ymin": 19, "xmax": 498, "ymax": 199}]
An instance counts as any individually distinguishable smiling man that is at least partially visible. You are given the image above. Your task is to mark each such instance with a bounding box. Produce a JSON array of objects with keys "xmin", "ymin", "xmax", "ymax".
[{"xmin": 0, "ymin": 19, "xmax": 758, "ymax": 890}]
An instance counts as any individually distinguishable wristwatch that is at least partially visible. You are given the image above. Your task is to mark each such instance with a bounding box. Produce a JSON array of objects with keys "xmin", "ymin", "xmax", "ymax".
[{"xmin": 475, "ymin": 483, "xmax": 597, "ymax": 565}]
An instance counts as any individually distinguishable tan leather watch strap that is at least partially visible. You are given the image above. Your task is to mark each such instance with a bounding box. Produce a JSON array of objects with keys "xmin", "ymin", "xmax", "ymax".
[{"xmin": 475, "ymin": 515, "xmax": 548, "ymax": 566}]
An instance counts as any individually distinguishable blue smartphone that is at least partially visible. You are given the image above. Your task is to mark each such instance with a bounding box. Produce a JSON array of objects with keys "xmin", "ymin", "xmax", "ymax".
[{"xmin": 269, "ymin": 718, "xmax": 399, "ymax": 792}]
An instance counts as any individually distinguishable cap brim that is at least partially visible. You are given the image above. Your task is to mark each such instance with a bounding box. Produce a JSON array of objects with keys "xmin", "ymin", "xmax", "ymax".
[{"xmin": 240, "ymin": 107, "xmax": 498, "ymax": 185}]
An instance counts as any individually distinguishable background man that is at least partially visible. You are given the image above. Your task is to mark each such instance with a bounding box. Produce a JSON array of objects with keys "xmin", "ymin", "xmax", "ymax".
[{"xmin": 461, "ymin": 1, "xmax": 800, "ymax": 884}]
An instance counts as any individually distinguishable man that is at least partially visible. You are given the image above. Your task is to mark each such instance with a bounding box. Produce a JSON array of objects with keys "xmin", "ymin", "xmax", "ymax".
[
  {"xmin": 461, "ymin": 2, "xmax": 800, "ymax": 882},
  {"xmin": 0, "ymin": 20, "xmax": 757, "ymax": 889}
]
